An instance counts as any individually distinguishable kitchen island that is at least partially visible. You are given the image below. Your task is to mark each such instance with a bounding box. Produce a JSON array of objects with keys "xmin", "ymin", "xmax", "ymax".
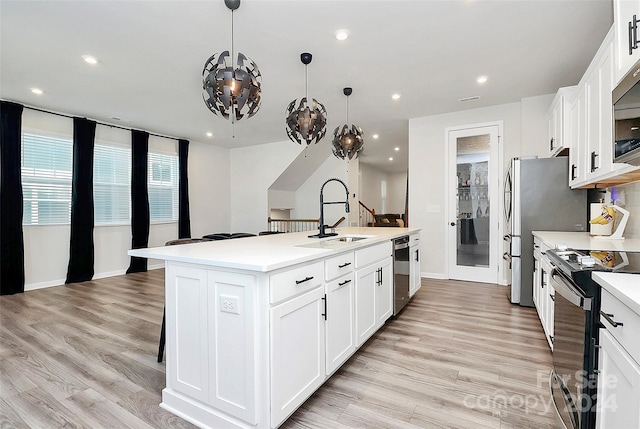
[{"xmin": 129, "ymin": 227, "xmax": 420, "ymax": 429}]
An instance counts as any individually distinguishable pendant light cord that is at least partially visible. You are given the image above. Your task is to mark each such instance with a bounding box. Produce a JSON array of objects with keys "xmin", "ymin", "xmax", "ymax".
[
  {"xmin": 346, "ymin": 96, "xmax": 349, "ymax": 124},
  {"xmin": 231, "ymin": 8, "xmax": 236, "ymax": 133},
  {"xmin": 305, "ymin": 65, "xmax": 308, "ymax": 101}
]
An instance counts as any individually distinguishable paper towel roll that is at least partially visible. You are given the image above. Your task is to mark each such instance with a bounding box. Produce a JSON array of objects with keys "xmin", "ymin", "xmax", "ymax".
[{"xmin": 590, "ymin": 203, "xmax": 614, "ymax": 236}]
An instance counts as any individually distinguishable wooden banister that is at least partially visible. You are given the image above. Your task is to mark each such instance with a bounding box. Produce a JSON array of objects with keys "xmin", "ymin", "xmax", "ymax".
[{"xmin": 358, "ymin": 201, "xmax": 375, "ymax": 217}]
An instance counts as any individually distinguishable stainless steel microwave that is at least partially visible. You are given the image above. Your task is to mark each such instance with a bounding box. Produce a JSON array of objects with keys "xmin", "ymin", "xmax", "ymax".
[{"xmin": 613, "ymin": 60, "xmax": 640, "ymax": 166}]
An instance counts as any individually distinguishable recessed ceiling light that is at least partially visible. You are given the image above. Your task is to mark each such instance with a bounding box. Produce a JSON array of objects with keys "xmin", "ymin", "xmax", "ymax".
[
  {"xmin": 30, "ymin": 87, "xmax": 43, "ymax": 95},
  {"xmin": 394, "ymin": 147, "xmax": 400, "ymax": 151},
  {"xmin": 391, "ymin": 93, "xmax": 401, "ymax": 100},
  {"xmin": 372, "ymin": 134, "xmax": 379, "ymax": 139},
  {"xmin": 206, "ymin": 132, "xmax": 213, "ymax": 138},
  {"xmin": 632, "ymin": 126, "xmax": 639, "ymax": 131},
  {"xmin": 476, "ymin": 75, "xmax": 488, "ymax": 84},
  {"xmin": 82, "ymin": 55, "xmax": 100, "ymax": 65},
  {"xmin": 389, "ymin": 157, "xmax": 393, "ymax": 161},
  {"xmin": 334, "ymin": 29, "xmax": 350, "ymax": 41}
]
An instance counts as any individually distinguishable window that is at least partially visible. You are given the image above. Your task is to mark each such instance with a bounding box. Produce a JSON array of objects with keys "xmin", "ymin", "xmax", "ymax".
[
  {"xmin": 21, "ymin": 133, "xmax": 72, "ymax": 225},
  {"xmin": 148, "ymin": 152, "xmax": 179, "ymax": 222},
  {"xmin": 94, "ymin": 144, "xmax": 131, "ymax": 225},
  {"xmin": 21, "ymin": 131, "xmax": 178, "ymax": 225}
]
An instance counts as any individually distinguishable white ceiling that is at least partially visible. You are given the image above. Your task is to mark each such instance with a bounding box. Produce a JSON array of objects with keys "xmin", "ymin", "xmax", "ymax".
[{"xmin": 1, "ymin": 0, "xmax": 613, "ymax": 174}]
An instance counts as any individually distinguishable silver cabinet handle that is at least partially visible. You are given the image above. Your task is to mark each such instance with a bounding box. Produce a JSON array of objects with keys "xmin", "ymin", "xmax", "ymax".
[{"xmin": 600, "ymin": 311, "xmax": 624, "ymax": 328}]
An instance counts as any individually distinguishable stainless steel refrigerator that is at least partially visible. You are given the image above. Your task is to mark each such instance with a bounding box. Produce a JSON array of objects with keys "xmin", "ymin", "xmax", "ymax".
[{"xmin": 503, "ymin": 156, "xmax": 587, "ymax": 307}]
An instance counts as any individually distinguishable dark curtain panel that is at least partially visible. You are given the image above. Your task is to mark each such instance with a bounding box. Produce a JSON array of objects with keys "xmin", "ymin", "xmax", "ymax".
[
  {"xmin": 178, "ymin": 139, "xmax": 191, "ymax": 239},
  {"xmin": 65, "ymin": 118, "xmax": 96, "ymax": 284},
  {"xmin": 0, "ymin": 101, "xmax": 25, "ymax": 295},
  {"xmin": 127, "ymin": 130, "xmax": 150, "ymax": 273}
]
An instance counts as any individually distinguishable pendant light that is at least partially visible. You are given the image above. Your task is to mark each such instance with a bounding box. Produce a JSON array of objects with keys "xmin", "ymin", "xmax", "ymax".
[
  {"xmin": 202, "ymin": 0, "xmax": 261, "ymax": 122},
  {"xmin": 332, "ymin": 87, "xmax": 364, "ymax": 160},
  {"xmin": 286, "ymin": 52, "xmax": 327, "ymax": 146}
]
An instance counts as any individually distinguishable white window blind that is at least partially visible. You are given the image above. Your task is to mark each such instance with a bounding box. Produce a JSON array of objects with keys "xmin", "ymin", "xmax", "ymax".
[
  {"xmin": 21, "ymin": 133, "xmax": 72, "ymax": 225},
  {"xmin": 148, "ymin": 152, "xmax": 179, "ymax": 222},
  {"xmin": 21, "ymin": 131, "xmax": 178, "ymax": 225},
  {"xmin": 94, "ymin": 144, "xmax": 131, "ymax": 225}
]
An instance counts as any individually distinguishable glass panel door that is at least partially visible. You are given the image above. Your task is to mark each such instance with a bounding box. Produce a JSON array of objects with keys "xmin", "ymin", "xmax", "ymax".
[{"xmin": 448, "ymin": 124, "xmax": 500, "ymax": 284}]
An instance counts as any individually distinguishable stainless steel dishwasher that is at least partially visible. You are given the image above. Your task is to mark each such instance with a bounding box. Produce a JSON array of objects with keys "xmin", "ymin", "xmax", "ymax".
[{"xmin": 393, "ymin": 236, "xmax": 410, "ymax": 315}]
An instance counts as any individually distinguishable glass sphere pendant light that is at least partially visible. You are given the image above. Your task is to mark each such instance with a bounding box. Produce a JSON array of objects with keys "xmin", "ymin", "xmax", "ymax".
[
  {"xmin": 332, "ymin": 87, "xmax": 364, "ymax": 160},
  {"xmin": 202, "ymin": 0, "xmax": 262, "ymax": 122},
  {"xmin": 285, "ymin": 52, "xmax": 327, "ymax": 146}
]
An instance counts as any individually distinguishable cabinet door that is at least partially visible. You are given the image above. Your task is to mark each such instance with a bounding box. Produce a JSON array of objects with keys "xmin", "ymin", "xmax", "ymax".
[
  {"xmin": 375, "ymin": 257, "xmax": 393, "ymax": 327},
  {"xmin": 614, "ymin": 0, "xmax": 640, "ymax": 84},
  {"xmin": 165, "ymin": 264, "xmax": 210, "ymax": 403},
  {"xmin": 325, "ymin": 273, "xmax": 355, "ymax": 375},
  {"xmin": 596, "ymin": 329, "xmax": 640, "ymax": 429},
  {"xmin": 270, "ymin": 287, "xmax": 325, "ymax": 427},
  {"xmin": 355, "ymin": 263, "xmax": 378, "ymax": 346},
  {"xmin": 568, "ymin": 85, "xmax": 587, "ymax": 186},
  {"xmin": 409, "ymin": 244, "xmax": 421, "ymax": 297},
  {"xmin": 533, "ymin": 255, "xmax": 541, "ymax": 312}
]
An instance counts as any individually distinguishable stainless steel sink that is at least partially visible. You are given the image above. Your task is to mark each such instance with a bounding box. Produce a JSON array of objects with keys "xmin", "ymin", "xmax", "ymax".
[
  {"xmin": 335, "ymin": 236, "xmax": 367, "ymax": 242},
  {"xmin": 296, "ymin": 235, "xmax": 374, "ymax": 249}
]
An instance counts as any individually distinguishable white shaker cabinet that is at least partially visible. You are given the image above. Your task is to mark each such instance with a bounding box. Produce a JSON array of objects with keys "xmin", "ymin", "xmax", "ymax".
[
  {"xmin": 409, "ymin": 233, "xmax": 421, "ymax": 297},
  {"xmin": 595, "ymin": 286, "xmax": 640, "ymax": 428},
  {"xmin": 354, "ymin": 241, "xmax": 393, "ymax": 347},
  {"xmin": 547, "ymin": 87, "xmax": 575, "ymax": 157},
  {"xmin": 270, "ymin": 287, "xmax": 325, "ymax": 427},
  {"xmin": 596, "ymin": 330, "xmax": 640, "ymax": 429},
  {"xmin": 568, "ymin": 27, "xmax": 640, "ymax": 188},
  {"xmin": 614, "ymin": 0, "xmax": 640, "ymax": 85},
  {"xmin": 325, "ymin": 272, "xmax": 355, "ymax": 375}
]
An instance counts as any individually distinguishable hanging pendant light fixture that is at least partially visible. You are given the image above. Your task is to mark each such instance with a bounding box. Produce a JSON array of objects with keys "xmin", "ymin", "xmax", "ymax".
[
  {"xmin": 202, "ymin": 0, "xmax": 261, "ymax": 122},
  {"xmin": 332, "ymin": 87, "xmax": 364, "ymax": 160},
  {"xmin": 286, "ymin": 52, "xmax": 327, "ymax": 146}
]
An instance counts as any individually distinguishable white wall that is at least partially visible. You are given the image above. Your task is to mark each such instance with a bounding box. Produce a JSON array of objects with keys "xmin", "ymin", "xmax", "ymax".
[
  {"xmin": 229, "ymin": 140, "xmax": 303, "ymax": 234},
  {"xmin": 521, "ymin": 93, "xmax": 555, "ymax": 158},
  {"xmin": 359, "ymin": 163, "xmax": 406, "ymax": 215},
  {"xmin": 20, "ymin": 108, "xmax": 231, "ymax": 289},
  {"xmin": 409, "ymin": 102, "xmax": 523, "ymax": 281},
  {"xmin": 293, "ymin": 156, "xmax": 350, "ymax": 228},
  {"xmin": 188, "ymin": 142, "xmax": 231, "ymax": 238}
]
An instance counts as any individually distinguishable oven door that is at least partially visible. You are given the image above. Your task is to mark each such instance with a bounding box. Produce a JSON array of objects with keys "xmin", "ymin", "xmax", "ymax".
[{"xmin": 550, "ymin": 269, "xmax": 592, "ymax": 429}]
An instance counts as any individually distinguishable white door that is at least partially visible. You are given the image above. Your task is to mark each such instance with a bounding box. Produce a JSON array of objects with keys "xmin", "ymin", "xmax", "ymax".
[
  {"xmin": 374, "ymin": 257, "xmax": 393, "ymax": 327},
  {"xmin": 447, "ymin": 123, "xmax": 501, "ymax": 283},
  {"xmin": 355, "ymin": 263, "xmax": 377, "ymax": 346}
]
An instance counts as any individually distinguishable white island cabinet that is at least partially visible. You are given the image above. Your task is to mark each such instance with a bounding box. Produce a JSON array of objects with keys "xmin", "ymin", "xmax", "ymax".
[
  {"xmin": 593, "ymin": 272, "xmax": 640, "ymax": 429},
  {"xmin": 129, "ymin": 227, "xmax": 420, "ymax": 429}
]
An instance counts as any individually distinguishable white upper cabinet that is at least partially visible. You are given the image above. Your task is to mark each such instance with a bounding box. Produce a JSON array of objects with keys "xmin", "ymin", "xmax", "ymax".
[
  {"xmin": 614, "ymin": 0, "xmax": 640, "ymax": 85},
  {"xmin": 547, "ymin": 87, "xmax": 575, "ymax": 157},
  {"xmin": 568, "ymin": 26, "xmax": 640, "ymax": 188}
]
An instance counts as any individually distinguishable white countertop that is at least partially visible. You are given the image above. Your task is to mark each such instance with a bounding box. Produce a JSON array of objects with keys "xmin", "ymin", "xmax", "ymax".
[
  {"xmin": 532, "ymin": 231, "xmax": 640, "ymax": 252},
  {"xmin": 593, "ymin": 272, "xmax": 640, "ymax": 316},
  {"xmin": 128, "ymin": 227, "xmax": 420, "ymax": 272}
]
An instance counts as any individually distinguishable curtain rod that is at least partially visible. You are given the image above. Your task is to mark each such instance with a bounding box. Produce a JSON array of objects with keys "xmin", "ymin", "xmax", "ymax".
[{"xmin": 4, "ymin": 100, "xmax": 186, "ymax": 142}]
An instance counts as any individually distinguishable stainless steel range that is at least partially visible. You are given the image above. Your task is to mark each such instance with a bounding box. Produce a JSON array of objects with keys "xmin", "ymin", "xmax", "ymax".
[{"xmin": 547, "ymin": 249, "xmax": 640, "ymax": 429}]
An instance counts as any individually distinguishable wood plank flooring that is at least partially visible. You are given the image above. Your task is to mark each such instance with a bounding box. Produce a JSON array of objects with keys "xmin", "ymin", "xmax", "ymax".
[{"xmin": 0, "ymin": 272, "xmax": 561, "ymax": 429}]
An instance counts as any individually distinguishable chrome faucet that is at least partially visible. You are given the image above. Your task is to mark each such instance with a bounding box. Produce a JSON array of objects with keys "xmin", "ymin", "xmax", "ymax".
[{"xmin": 309, "ymin": 178, "xmax": 350, "ymax": 238}]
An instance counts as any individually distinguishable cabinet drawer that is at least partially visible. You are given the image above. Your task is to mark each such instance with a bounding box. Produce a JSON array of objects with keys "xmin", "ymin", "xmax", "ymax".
[
  {"xmin": 270, "ymin": 261, "xmax": 324, "ymax": 305},
  {"xmin": 409, "ymin": 233, "xmax": 420, "ymax": 246},
  {"xmin": 325, "ymin": 251, "xmax": 354, "ymax": 281},
  {"xmin": 601, "ymin": 289, "xmax": 640, "ymax": 365},
  {"xmin": 355, "ymin": 241, "xmax": 392, "ymax": 269}
]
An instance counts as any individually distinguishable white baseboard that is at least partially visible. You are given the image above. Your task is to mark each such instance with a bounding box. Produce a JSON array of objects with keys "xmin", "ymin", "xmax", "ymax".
[
  {"xmin": 421, "ymin": 272, "xmax": 447, "ymax": 279},
  {"xmin": 25, "ymin": 264, "xmax": 164, "ymax": 291},
  {"xmin": 25, "ymin": 278, "xmax": 66, "ymax": 291}
]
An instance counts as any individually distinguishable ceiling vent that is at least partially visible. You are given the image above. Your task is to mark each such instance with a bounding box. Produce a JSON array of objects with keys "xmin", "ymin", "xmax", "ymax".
[{"xmin": 458, "ymin": 96, "xmax": 481, "ymax": 103}]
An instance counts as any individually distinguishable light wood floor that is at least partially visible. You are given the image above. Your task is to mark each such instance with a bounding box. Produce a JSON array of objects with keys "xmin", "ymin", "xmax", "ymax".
[{"xmin": 0, "ymin": 271, "xmax": 561, "ymax": 429}]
